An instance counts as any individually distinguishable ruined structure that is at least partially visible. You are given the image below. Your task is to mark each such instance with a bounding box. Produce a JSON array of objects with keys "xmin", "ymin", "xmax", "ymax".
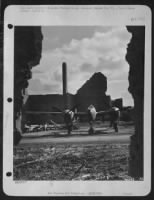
[
  {"xmin": 111, "ymin": 98, "xmax": 123, "ymax": 110},
  {"xmin": 25, "ymin": 94, "xmax": 75, "ymax": 124},
  {"xmin": 62, "ymin": 62, "xmax": 69, "ymax": 109},
  {"xmin": 25, "ymin": 72, "xmax": 111, "ymax": 124},
  {"xmin": 76, "ymin": 72, "xmax": 111, "ymax": 112},
  {"xmin": 126, "ymin": 26, "xmax": 145, "ymax": 178},
  {"xmin": 14, "ymin": 27, "xmax": 43, "ymax": 144}
]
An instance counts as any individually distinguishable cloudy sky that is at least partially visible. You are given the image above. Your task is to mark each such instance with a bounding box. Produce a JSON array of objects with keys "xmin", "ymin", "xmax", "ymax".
[{"xmin": 28, "ymin": 26, "xmax": 133, "ymax": 106}]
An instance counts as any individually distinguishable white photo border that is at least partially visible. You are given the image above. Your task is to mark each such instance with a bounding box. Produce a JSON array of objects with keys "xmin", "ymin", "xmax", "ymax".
[{"xmin": 3, "ymin": 5, "xmax": 151, "ymax": 196}]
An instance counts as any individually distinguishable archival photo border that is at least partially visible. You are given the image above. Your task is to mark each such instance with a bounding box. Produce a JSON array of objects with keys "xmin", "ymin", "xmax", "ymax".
[{"xmin": 3, "ymin": 5, "xmax": 151, "ymax": 196}]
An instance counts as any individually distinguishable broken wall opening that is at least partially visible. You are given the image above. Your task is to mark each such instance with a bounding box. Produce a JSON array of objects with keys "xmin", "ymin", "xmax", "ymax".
[{"xmin": 13, "ymin": 26, "xmax": 145, "ymax": 179}]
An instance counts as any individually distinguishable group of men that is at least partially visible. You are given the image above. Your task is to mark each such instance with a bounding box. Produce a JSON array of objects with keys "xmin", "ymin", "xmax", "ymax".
[{"xmin": 64, "ymin": 105, "xmax": 120, "ymax": 135}]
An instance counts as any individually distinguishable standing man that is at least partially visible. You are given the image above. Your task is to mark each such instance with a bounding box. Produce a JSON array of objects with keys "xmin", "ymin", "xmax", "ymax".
[{"xmin": 109, "ymin": 107, "xmax": 120, "ymax": 132}]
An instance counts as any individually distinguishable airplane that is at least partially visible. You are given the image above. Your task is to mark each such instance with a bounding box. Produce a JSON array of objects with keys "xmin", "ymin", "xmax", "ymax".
[
  {"xmin": 25, "ymin": 105, "xmax": 120, "ymax": 135},
  {"xmin": 24, "ymin": 104, "xmax": 78, "ymax": 135},
  {"xmin": 40, "ymin": 105, "xmax": 120, "ymax": 134},
  {"xmin": 74, "ymin": 105, "xmax": 120, "ymax": 134}
]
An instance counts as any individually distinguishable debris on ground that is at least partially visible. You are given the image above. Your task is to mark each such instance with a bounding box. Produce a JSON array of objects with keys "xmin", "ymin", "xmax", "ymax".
[{"xmin": 14, "ymin": 143, "xmax": 132, "ymax": 180}]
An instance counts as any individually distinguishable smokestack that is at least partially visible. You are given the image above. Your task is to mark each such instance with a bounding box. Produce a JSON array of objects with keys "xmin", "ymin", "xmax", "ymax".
[
  {"xmin": 62, "ymin": 62, "xmax": 67, "ymax": 95},
  {"xmin": 62, "ymin": 62, "xmax": 68, "ymax": 109}
]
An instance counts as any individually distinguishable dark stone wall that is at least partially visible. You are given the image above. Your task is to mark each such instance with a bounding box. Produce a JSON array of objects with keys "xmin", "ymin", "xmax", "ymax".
[
  {"xmin": 14, "ymin": 27, "xmax": 43, "ymax": 134},
  {"xmin": 126, "ymin": 26, "xmax": 145, "ymax": 178}
]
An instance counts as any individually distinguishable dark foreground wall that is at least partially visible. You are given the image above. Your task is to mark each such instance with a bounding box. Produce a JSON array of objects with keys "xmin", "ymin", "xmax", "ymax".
[
  {"xmin": 126, "ymin": 26, "xmax": 145, "ymax": 178},
  {"xmin": 14, "ymin": 27, "xmax": 43, "ymax": 139}
]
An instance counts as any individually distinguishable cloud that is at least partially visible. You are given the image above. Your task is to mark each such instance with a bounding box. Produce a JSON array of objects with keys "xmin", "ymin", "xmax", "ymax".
[
  {"xmin": 32, "ymin": 69, "xmax": 43, "ymax": 74},
  {"xmin": 28, "ymin": 79, "xmax": 43, "ymax": 93},
  {"xmin": 121, "ymin": 91, "xmax": 134, "ymax": 106},
  {"xmin": 28, "ymin": 79, "xmax": 61, "ymax": 94},
  {"xmin": 28, "ymin": 26, "xmax": 133, "ymax": 105},
  {"xmin": 80, "ymin": 63, "xmax": 94, "ymax": 72},
  {"xmin": 42, "ymin": 26, "xmax": 113, "ymax": 52},
  {"xmin": 53, "ymin": 70, "xmax": 62, "ymax": 82}
]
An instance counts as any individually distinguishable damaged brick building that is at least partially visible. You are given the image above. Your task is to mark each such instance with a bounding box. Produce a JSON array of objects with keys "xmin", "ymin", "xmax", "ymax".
[{"xmin": 25, "ymin": 71, "xmax": 112, "ymax": 124}]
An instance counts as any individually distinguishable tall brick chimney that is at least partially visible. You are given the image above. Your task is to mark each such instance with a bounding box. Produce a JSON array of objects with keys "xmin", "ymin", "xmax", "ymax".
[{"xmin": 62, "ymin": 62, "xmax": 68, "ymax": 109}]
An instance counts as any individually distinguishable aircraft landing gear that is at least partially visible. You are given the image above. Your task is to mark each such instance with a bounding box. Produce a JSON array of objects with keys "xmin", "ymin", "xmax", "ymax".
[
  {"xmin": 67, "ymin": 124, "xmax": 72, "ymax": 135},
  {"xmin": 110, "ymin": 120, "xmax": 118, "ymax": 133},
  {"xmin": 113, "ymin": 122, "xmax": 118, "ymax": 132},
  {"xmin": 88, "ymin": 127, "xmax": 94, "ymax": 135},
  {"xmin": 88, "ymin": 121, "xmax": 95, "ymax": 135}
]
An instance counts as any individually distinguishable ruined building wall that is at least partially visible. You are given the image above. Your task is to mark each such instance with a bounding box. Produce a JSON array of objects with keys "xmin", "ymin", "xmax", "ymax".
[
  {"xmin": 111, "ymin": 98, "xmax": 123, "ymax": 110},
  {"xmin": 126, "ymin": 26, "xmax": 145, "ymax": 178},
  {"xmin": 14, "ymin": 27, "xmax": 43, "ymax": 142},
  {"xmin": 24, "ymin": 72, "xmax": 111, "ymax": 124},
  {"xmin": 76, "ymin": 72, "xmax": 111, "ymax": 112},
  {"xmin": 25, "ymin": 94, "xmax": 76, "ymax": 124}
]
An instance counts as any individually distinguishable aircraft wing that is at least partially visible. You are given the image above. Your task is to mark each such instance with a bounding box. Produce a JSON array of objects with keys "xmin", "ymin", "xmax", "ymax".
[
  {"xmin": 96, "ymin": 110, "xmax": 110, "ymax": 116},
  {"xmin": 25, "ymin": 111, "xmax": 62, "ymax": 114},
  {"xmin": 96, "ymin": 108, "xmax": 120, "ymax": 116},
  {"xmin": 74, "ymin": 112, "xmax": 88, "ymax": 117},
  {"xmin": 25, "ymin": 111, "xmax": 87, "ymax": 116}
]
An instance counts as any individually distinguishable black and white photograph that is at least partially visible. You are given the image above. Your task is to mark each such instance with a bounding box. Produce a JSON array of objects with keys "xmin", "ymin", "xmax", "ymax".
[
  {"xmin": 13, "ymin": 25, "xmax": 141, "ymax": 180},
  {"xmin": 3, "ymin": 5, "xmax": 151, "ymax": 196}
]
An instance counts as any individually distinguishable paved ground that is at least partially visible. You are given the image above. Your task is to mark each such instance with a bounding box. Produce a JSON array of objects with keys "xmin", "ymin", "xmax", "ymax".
[{"xmin": 19, "ymin": 122, "xmax": 134, "ymax": 145}]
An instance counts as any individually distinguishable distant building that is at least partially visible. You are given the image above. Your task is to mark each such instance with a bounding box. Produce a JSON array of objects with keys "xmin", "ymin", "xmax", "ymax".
[
  {"xmin": 24, "ymin": 72, "xmax": 115, "ymax": 124},
  {"xmin": 26, "ymin": 94, "xmax": 76, "ymax": 111},
  {"xmin": 24, "ymin": 94, "xmax": 76, "ymax": 124},
  {"xmin": 120, "ymin": 106, "xmax": 134, "ymax": 121}
]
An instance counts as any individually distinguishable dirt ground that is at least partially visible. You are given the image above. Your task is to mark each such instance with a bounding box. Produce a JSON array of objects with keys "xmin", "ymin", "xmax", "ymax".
[
  {"xmin": 14, "ymin": 122, "xmax": 134, "ymax": 180},
  {"xmin": 14, "ymin": 143, "xmax": 133, "ymax": 180}
]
